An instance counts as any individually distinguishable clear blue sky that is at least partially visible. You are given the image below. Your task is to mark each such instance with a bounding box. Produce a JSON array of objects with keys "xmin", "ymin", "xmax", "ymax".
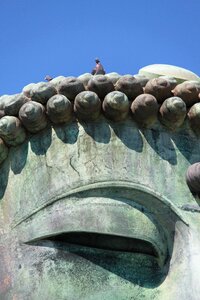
[{"xmin": 0, "ymin": 0, "xmax": 200, "ymax": 94}]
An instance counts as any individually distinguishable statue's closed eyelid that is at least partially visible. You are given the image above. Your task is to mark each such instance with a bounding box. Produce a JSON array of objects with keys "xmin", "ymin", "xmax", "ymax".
[
  {"xmin": 16, "ymin": 197, "xmax": 170, "ymax": 267},
  {"xmin": 23, "ymin": 215, "xmax": 167, "ymax": 267},
  {"xmin": 14, "ymin": 182, "xmax": 188, "ymax": 271}
]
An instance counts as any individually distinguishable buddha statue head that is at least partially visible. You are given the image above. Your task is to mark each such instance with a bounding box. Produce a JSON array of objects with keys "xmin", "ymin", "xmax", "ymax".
[{"xmin": 1, "ymin": 65, "xmax": 200, "ymax": 300}]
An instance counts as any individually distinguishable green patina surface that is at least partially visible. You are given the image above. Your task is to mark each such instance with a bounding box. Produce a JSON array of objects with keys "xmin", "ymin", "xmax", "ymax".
[{"xmin": 0, "ymin": 117, "xmax": 200, "ymax": 299}]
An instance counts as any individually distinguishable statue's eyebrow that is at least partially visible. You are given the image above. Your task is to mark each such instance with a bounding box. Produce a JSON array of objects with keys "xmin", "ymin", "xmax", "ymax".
[{"xmin": 12, "ymin": 180, "xmax": 188, "ymax": 228}]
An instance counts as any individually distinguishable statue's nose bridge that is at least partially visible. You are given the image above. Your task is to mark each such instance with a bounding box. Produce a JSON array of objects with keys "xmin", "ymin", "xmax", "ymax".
[{"xmin": 160, "ymin": 220, "xmax": 200, "ymax": 300}]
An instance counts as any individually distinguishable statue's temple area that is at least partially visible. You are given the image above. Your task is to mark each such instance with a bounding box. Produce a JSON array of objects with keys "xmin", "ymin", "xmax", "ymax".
[{"xmin": 1, "ymin": 64, "xmax": 200, "ymax": 300}]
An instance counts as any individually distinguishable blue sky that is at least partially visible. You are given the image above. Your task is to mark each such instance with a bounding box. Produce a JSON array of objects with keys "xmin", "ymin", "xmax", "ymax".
[{"xmin": 0, "ymin": 0, "xmax": 200, "ymax": 94}]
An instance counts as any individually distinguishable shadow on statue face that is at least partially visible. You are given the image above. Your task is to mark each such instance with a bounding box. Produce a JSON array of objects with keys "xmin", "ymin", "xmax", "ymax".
[{"xmin": 0, "ymin": 120, "xmax": 200, "ymax": 300}]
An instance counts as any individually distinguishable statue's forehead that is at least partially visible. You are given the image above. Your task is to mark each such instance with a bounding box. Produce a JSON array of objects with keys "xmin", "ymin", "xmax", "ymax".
[{"xmin": 0, "ymin": 119, "xmax": 197, "ymax": 226}]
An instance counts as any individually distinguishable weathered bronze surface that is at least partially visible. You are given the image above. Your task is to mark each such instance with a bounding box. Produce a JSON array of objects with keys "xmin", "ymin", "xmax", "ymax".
[{"xmin": 1, "ymin": 66, "xmax": 200, "ymax": 299}]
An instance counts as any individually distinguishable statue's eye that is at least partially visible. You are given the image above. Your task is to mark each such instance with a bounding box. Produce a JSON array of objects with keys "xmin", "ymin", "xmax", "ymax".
[
  {"xmin": 45, "ymin": 231, "xmax": 159, "ymax": 258},
  {"xmin": 21, "ymin": 197, "xmax": 168, "ymax": 268},
  {"xmin": 15, "ymin": 187, "xmax": 182, "ymax": 290},
  {"xmin": 27, "ymin": 230, "xmax": 167, "ymax": 288},
  {"xmin": 17, "ymin": 193, "xmax": 175, "ymax": 288}
]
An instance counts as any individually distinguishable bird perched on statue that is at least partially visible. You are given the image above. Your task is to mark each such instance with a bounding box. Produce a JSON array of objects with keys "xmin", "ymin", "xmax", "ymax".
[
  {"xmin": 91, "ymin": 58, "xmax": 106, "ymax": 75},
  {"xmin": 44, "ymin": 75, "xmax": 53, "ymax": 81}
]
